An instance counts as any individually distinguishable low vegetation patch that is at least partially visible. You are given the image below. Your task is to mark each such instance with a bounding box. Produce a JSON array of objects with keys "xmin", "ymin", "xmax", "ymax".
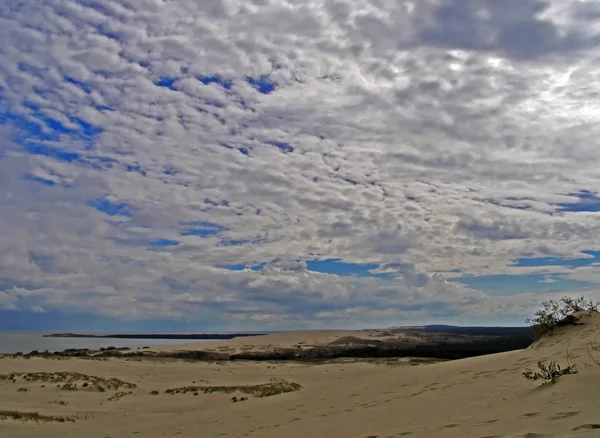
[
  {"xmin": 165, "ymin": 380, "xmax": 301, "ymax": 398},
  {"xmin": 0, "ymin": 372, "xmax": 136, "ymax": 390},
  {"xmin": 527, "ymin": 296, "xmax": 599, "ymax": 341},
  {"xmin": 523, "ymin": 360, "xmax": 577, "ymax": 384},
  {"xmin": 48, "ymin": 400, "xmax": 68, "ymax": 406},
  {"xmin": 107, "ymin": 391, "xmax": 133, "ymax": 401},
  {"xmin": 0, "ymin": 410, "xmax": 74, "ymax": 423}
]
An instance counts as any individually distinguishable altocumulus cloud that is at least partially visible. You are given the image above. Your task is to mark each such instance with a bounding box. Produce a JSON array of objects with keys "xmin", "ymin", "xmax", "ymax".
[{"xmin": 1, "ymin": 0, "xmax": 600, "ymax": 330}]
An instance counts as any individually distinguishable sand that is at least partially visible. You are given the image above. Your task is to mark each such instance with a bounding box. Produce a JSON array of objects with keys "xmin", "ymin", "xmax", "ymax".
[
  {"xmin": 1, "ymin": 312, "xmax": 600, "ymax": 438},
  {"xmin": 150, "ymin": 328, "xmax": 418, "ymax": 354}
]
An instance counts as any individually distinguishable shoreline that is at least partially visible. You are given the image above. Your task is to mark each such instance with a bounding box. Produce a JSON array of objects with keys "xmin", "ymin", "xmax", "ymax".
[
  {"xmin": 6, "ymin": 326, "xmax": 534, "ymax": 362},
  {"xmin": 43, "ymin": 333, "xmax": 265, "ymax": 340}
]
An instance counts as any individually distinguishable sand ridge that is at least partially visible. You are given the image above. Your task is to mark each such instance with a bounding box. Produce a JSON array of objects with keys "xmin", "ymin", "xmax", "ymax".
[
  {"xmin": 1, "ymin": 312, "xmax": 600, "ymax": 438},
  {"xmin": 151, "ymin": 329, "xmax": 409, "ymax": 354}
]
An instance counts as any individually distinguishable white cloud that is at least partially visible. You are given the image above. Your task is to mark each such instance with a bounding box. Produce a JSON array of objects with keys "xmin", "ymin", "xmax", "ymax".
[{"xmin": 1, "ymin": 0, "xmax": 600, "ymax": 327}]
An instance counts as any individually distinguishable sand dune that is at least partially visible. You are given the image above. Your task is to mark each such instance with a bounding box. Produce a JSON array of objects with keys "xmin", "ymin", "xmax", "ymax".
[
  {"xmin": 1, "ymin": 312, "xmax": 600, "ymax": 438},
  {"xmin": 152, "ymin": 329, "xmax": 404, "ymax": 354}
]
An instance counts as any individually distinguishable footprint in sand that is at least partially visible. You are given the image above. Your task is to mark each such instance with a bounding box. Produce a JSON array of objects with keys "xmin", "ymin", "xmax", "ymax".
[
  {"xmin": 549, "ymin": 411, "xmax": 580, "ymax": 420},
  {"xmin": 521, "ymin": 412, "xmax": 541, "ymax": 418},
  {"xmin": 572, "ymin": 424, "xmax": 600, "ymax": 431}
]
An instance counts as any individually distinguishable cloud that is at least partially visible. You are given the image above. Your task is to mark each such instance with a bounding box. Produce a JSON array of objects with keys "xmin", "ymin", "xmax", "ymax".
[
  {"xmin": 418, "ymin": 0, "xmax": 600, "ymax": 59},
  {"xmin": 0, "ymin": 0, "xmax": 600, "ymax": 328}
]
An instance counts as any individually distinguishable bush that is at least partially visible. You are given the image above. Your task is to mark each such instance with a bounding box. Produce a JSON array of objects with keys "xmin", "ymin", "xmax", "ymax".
[
  {"xmin": 527, "ymin": 296, "xmax": 599, "ymax": 340},
  {"xmin": 61, "ymin": 383, "xmax": 78, "ymax": 391},
  {"xmin": 523, "ymin": 360, "xmax": 577, "ymax": 384}
]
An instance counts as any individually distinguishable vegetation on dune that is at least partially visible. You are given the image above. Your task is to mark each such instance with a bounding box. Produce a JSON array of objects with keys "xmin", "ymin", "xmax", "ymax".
[
  {"xmin": 522, "ymin": 360, "xmax": 578, "ymax": 384},
  {"xmin": 107, "ymin": 391, "xmax": 133, "ymax": 401},
  {"xmin": 526, "ymin": 296, "xmax": 599, "ymax": 341},
  {"xmin": 0, "ymin": 410, "xmax": 74, "ymax": 423},
  {"xmin": 0, "ymin": 371, "xmax": 136, "ymax": 391},
  {"xmin": 165, "ymin": 380, "xmax": 301, "ymax": 398},
  {"xmin": 522, "ymin": 296, "xmax": 600, "ymax": 385}
]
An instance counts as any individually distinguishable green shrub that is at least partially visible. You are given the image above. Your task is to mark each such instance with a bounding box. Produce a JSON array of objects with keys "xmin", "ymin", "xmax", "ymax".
[
  {"xmin": 527, "ymin": 296, "xmax": 599, "ymax": 340},
  {"xmin": 523, "ymin": 360, "xmax": 577, "ymax": 384}
]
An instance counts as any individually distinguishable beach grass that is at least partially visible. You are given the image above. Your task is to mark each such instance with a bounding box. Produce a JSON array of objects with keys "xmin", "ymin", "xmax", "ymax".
[
  {"xmin": 165, "ymin": 380, "xmax": 301, "ymax": 397},
  {"xmin": 0, "ymin": 372, "xmax": 136, "ymax": 390},
  {"xmin": 0, "ymin": 410, "xmax": 74, "ymax": 423}
]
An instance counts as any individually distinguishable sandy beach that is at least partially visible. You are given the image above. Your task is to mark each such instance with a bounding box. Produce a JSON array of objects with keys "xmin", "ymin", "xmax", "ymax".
[{"xmin": 1, "ymin": 312, "xmax": 600, "ymax": 438}]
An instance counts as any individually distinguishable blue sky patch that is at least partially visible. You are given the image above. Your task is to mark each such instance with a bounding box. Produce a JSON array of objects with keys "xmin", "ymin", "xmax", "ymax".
[
  {"xmin": 1, "ymin": 92, "xmax": 102, "ymax": 166},
  {"xmin": 149, "ymin": 239, "xmax": 180, "ymax": 247},
  {"xmin": 219, "ymin": 263, "xmax": 266, "ymax": 271},
  {"xmin": 155, "ymin": 77, "xmax": 178, "ymax": 89},
  {"xmin": 557, "ymin": 190, "xmax": 600, "ymax": 212},
  {"xmin": 514, "ymin": 250, "xmax": 600, "ymax": 268},
  {"xmin": 88, "ymin": 198, "xmax": 136, "ymax": 217},
  {"xmin": 0, "ymin": 308, "xmax": 219, "ymax": 332},
  {"xmin": 199, "ymin": 75, "xmax": 232, "ymax": 89},
  {"xmin": 220, "ymin": 239, "xmax": 246, "ymax": 246},
  {"xmin": 64, "ymin": 76, "xmax": 92, "ymax": 94},
  {"xmin": 306, "ymin": 258, "xmax": 394, "ymax": 279},
  {"xmin": 126, "ymin": 163, "xmax": 147, "ymax": 176},
  {"xmin": 20, "ymin": 102, "xmax": 100, "ymax": 140},
  {"xmin": 163, "ymin": 165, "xmax": 180, "ymax": 175},
  {"xmin": 26, "ymin": 144, "xmax": 81, "ymax": 162},
  {"xmin": 204, "ymin": 198, "xmax": 229, "ymax": 207},
  {"xmin": 247, "ymin": 76, "xmax": 276, "ymax": 94},
  {"xmin": 451, "ymin": 273, "xmax": 590, "ymax": 295},
  {"xmin": 180, "ymin": 221, "xmax": 226, "ymax": 237},
  {"xmin": 71, "ymin": 117, "xmax": 102, "ymax": 138},
  {"xmin": 23, "ymin": 174, "xmax": 55, "ymax": 186},
  {"xmin": 221, "ymin": 258, "xmax": 395, "ymax": 278},
  {"xmin": 267, "ymin": 141, "xmax": 294, "ymax": 153}
]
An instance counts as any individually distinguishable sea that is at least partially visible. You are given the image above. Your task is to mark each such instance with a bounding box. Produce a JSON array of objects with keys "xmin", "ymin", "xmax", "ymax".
[{"xmin": 0, "ymin": 332, "xmax": 213, "ymax": 354}]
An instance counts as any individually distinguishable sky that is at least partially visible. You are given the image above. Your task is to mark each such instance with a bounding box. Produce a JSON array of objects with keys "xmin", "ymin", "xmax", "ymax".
[{"xmin": 1, "ymin": 0, "xmax": 600, "ymax": 331}]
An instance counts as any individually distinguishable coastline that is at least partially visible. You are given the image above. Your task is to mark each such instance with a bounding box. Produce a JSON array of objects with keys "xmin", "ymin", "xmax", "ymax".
[
  {"xmin": 5, "ymin": 326, "xmax": 533, "ymax": 362},
  {"xmin": 43, "ymin": 333, "xmax": 265, "ymax": 340}
]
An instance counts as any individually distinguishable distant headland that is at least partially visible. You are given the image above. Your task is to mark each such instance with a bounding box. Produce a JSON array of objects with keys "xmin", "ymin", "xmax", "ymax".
[{"xmin": 43, "ymin": 333, "xmax": 265, "ymax": 340}]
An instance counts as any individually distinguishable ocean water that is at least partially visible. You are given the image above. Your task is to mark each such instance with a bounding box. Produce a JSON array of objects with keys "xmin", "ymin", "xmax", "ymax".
[{"xmin": 0, "ymin": 332, "xmax": 212, "ymax": 354}]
